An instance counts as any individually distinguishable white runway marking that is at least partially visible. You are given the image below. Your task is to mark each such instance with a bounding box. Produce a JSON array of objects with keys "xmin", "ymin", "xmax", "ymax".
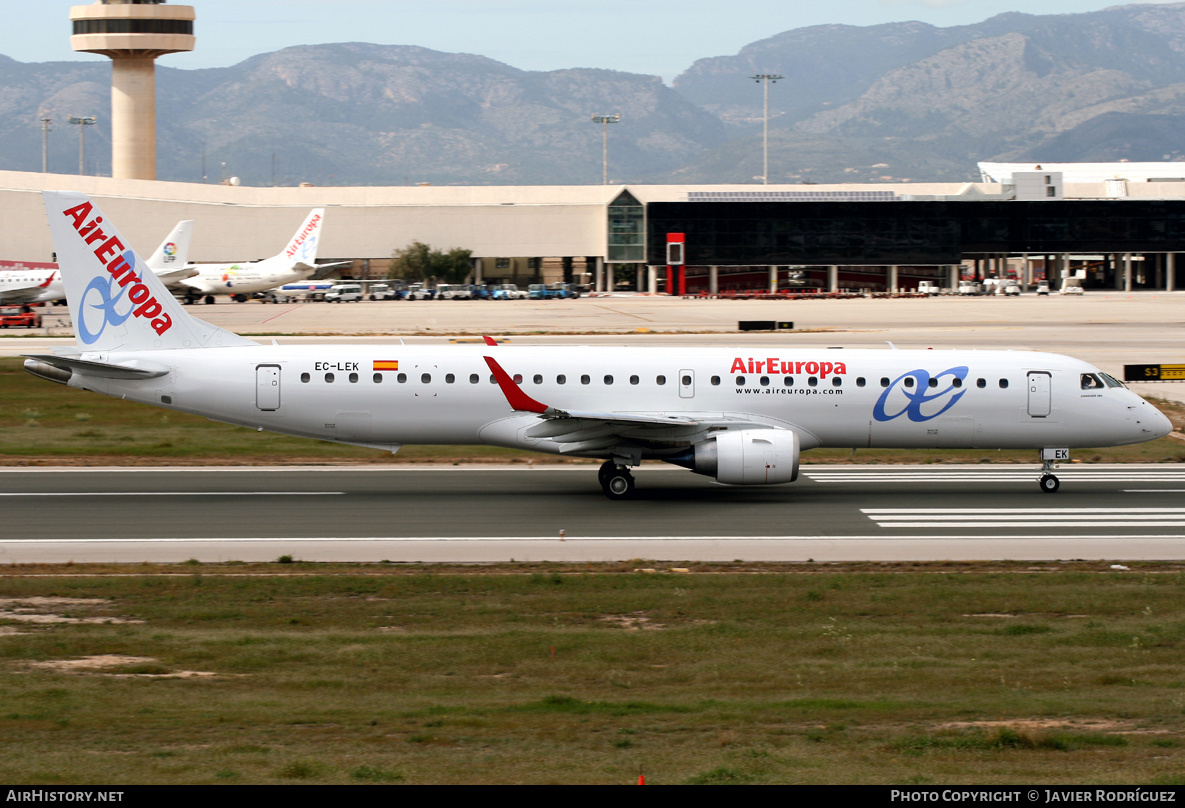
[
  {"xmin": 810, "ymin": 471, "xmax": 1185, "ymax": 483},
  {"xmin": 863, "ymin": 507, "xmax": 1185, "ymax": 529},
  {"xmin": 0, "ymin": 492, "xmax": 344, "ymax": 497}
]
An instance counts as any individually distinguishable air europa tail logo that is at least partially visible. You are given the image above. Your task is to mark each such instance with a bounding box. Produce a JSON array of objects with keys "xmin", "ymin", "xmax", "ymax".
[
  {"xmin": 285, "ymin": 214, "xmax": 321, "ymax": 259},
  {"xmin": 62, "ymin": 201, "xmax": 173, "ymax": 342}
]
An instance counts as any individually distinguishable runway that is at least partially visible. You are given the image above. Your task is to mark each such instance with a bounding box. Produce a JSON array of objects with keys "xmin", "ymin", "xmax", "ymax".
[{"xmin": 2, "ymin": 465, "xmax": 1184, "ymax": 563}]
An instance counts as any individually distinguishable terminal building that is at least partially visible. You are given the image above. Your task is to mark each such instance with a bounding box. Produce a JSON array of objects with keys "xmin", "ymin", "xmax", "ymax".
[{"xmin": 2, "ymin": 161, "xmax": 1185, "ymax": 294}]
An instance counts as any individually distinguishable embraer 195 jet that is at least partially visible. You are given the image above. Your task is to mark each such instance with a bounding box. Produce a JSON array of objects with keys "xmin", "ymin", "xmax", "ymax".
[{"xmin": 25, "ymin": 192, "xmax": 1173, "ymax": 499}]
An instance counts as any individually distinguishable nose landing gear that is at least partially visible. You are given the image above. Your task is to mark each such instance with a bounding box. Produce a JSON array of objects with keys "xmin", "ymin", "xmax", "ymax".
[{"xmin": 1037, "ymin": 449, "xmax": 1067, "ymax": 493}]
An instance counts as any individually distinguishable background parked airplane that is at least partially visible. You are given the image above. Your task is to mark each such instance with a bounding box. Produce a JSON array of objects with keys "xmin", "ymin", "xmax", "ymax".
[
  {"xmin": 166, "ymin": 209, "xmax": 347, "ymax": 304},
  {"xmin": 0, "ymin": 220, "xmax": 194, "ymax": 308},
  {"xmin": 26, "ymin": 192, "xmax": 1174, "ymax": 499}
]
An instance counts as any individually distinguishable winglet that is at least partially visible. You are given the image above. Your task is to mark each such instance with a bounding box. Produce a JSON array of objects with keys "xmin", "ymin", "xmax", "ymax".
[
  {"xmin": 482, "ymin": 335, "xmax": 497, "ymax": 346},
  {"xmin": 483, "ymin": 356, "xmax": 549, "ymax": 414}
]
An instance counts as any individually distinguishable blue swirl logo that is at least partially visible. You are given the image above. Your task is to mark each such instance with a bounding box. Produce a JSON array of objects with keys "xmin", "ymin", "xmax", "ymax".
[
  {"xmin": 76, "ymin": 251, "xmax": 139, "ymax": 345},
  {"xmin": 873, "ymin": 366, "xmax": 969, "ymax": 422}
]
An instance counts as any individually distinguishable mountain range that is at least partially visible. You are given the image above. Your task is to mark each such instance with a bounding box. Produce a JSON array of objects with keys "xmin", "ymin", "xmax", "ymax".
[{"xmin": 4, "ymin": 2, "xmax": 1185, "ymax": 186}]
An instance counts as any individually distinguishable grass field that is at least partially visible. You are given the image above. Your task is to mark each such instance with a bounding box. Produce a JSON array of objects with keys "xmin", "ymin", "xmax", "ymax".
[
  {"xmin": 3, "ymin": 358, "xmax": 1184, "ymax": 466},
  {"xmin": 2, "ymin": 563, "xmax": 1185, "ymax": 785}
]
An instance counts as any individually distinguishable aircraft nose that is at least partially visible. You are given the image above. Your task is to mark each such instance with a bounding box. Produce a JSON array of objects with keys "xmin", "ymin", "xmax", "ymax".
[{"xmin": 1138, "ymin": 398, "xmax": 1175, "ymax": 440}]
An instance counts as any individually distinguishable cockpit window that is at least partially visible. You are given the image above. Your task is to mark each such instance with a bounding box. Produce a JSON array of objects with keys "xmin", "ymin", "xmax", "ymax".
[
  {"xmin": 1099, "ymin": 372, "xmax": 1125, "ymax": 389},
  {"xmin": 1081, "ymin": 373, "xmax": 1104, "ymax": 390}
]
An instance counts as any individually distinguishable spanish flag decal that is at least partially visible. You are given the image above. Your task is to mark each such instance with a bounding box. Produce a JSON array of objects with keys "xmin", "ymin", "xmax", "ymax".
[{"xmin": 373, "ymin": 360, "xmax": 399, "ymax": 371}]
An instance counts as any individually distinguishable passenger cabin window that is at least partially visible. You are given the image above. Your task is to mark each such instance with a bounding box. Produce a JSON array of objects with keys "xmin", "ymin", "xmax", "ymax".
[
  {"xmin": 880, "ymin": 377, "xmax": 890, "ymax": 388},
  {"xmin": 557, "ymin": 375, "xmax": 566, "ymax": 384},
  {"xmin": 446, "ymin": 374, "xmax": 455, "ymax": 384},
  {"xmin": 581, "ymin": 375, "xmax": 591, "ymax": 385},
  {"xmin": 808, "ymin": 377, "xmax": 818, "ymax": 387},
  {"xmin": 736, "ymin": 376, "xmax": 745, "ymax": 386},
  {"xmin": 373, "ymin": 373, "xmax": 382, "ymax": 383},
  {"xmin": 398, "ymin": 373, "xmax": 407, "ymax": 383},
  {"xmin": 301, "ymin": 372, "xmax": 310, "ymax": 383},
  {"xmin": 999, "ymin": 379, "xmax": 1009, "ymax": 389},
  {"xmin": 759, "ymin": 376, "xmax": 769, "ymax": 387},
  {"xmin": 976, "ymin": 378, "xmax": 986, "ymax": 389},
  {"xmin": 630, "ymin": 375, "xmax": 640, "ymax": 385},
  {"xmin": 952, "ymin": 378, "xmax": 962, "ymax": 388},
  {"xmin": 604, "ymin": 375, "xmax": 614, "ymax": 385},
  {"xmin": 470, "ymin": 374, "xmax": 479, "ymax": 384},
  {"xmin": 711, "ymin": 376, "xmax": 720, "ymax": 386},
  {"xmin": 904, "ymin": 377, "xmax": 914, "ymax": 388},
  {"xmin": 784, "ymin": 376, "xmax": 793, "ymax": 387},
  {"xmin": 421, "ymin": 373, "xmax": 431, "ymax": 383},
  {"xmin": 349, "ymin": 373, "xmax": 358, "ymax": 383},
  {"xmin": 513, "ymin": 374, "xmax": 523, "ymax": 384},
  {"xmin": 533, "ymin": 374, "xmax": 543, "ymax": 385},
  {"xmin": 656, "ymin": 375, "xmax": 666, "ymax": 385},
  {"xmin": 832, "ymin": 377, "xmax": 841, "ymax": 387},
  {"xmin": 324, "ymin": 373, "xmax": 335, "ymax": 383},
  {"xmin": 856, "ymin": 377, "xmax": 865, "ymax": 387}
]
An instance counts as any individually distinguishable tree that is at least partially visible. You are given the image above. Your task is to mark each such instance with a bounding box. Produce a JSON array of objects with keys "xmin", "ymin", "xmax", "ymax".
[{"xmin": 391, "ymin": 241, "xmax": 473, "ymax": 285}]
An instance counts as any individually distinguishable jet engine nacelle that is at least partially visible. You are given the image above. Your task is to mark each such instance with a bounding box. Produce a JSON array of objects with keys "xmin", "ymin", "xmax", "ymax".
[{"xmin": 692, "ymin": 428, "xmax": 800, "ymax": 485}]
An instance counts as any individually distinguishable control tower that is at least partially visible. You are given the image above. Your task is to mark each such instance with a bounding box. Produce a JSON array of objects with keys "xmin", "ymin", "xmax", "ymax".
[{"xmin": 70, "ymin": 1, "xmax": 195, "ymax": 180}]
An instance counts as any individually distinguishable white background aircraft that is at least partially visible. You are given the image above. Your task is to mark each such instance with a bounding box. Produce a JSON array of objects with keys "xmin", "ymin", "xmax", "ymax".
[
  {"xmin": 168, "ymin": 209, "xmax": 346, "ymax": 304},
  {"xmin": 0, "ymin": 220, "xmax": 194, "ymax": 308},
  {"xmin": 26, "ymin": 192, "xmax": 1174, "ymax": 499}
]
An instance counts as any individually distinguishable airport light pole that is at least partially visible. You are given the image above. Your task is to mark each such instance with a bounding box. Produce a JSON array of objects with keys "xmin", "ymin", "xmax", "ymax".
[
  {"xmin": 40, "ymin": 118, "xmax": 52, "ymax": 173},
  {"xmin": 749, "ymin": 74, "xmax": 782, "ymax": 185},
  {"xmin": 591, "ymin": 114, "xmax": 620, "ymax": 185},
  {"xmin": 68, "ymin": 116, "xmax": 96, "ymax": 176}
]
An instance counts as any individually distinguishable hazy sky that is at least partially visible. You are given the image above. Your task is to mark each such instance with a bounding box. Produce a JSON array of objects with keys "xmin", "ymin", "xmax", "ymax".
[{"xmin": 13, "ymin": 1, "xmax": 1181, "ymax": 82}]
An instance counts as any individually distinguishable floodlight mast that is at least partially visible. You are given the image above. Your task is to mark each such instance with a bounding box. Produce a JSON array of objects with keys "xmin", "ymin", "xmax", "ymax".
[
  {"xmin": 68, "ymin": 116, "xmax": 96, "ymax": 176},
  {"xmin": 750, "ymin": 74, "xmax": 783, "ymax": 185},
  {"xmin": 591, "ymin": 114, "xmax": 620, "ymax": 185}
]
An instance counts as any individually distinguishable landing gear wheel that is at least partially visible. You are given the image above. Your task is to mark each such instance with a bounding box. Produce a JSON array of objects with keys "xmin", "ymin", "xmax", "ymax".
[
  {"xmin": 204, "ymin": 295, "xmax": 215, "ymax": 305},
  {"xmin": 1039, "ymin": 474, "xmax": 1060, "ymax": 494},
  {"xmin": 597, "ymin": 460, "xmax": 616, "ymax": 486},
  {"xmin": 601, "ymin": 468, "xmax": 635, "ymax": 500}
]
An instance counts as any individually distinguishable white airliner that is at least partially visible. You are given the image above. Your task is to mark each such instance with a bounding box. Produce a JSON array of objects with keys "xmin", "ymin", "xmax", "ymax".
[
  {"xmin": 168, "ymin": 208, "xmax": 346, "ymax": 304},
  {"xmin": 25, "ymin": 192, "xmax": 1174, "ymax": 499},
  {"xmin": 0, "ymin": 220, "xmax": 195, "ymax": 307}
]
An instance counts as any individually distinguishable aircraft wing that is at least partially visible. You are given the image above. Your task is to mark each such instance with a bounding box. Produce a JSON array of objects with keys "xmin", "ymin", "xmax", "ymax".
[
  {"xmin": 483, "ymin": 355, "xmax": 762, "ymax": 456},
  {"xmin": 0, "ymin": 273, "xmax": 58, "ymax": 306}
]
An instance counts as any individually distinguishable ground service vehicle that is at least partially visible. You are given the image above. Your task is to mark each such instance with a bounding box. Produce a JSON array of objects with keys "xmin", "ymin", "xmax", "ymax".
[
  {"xmin": 0, "ymin": 307, "xmax": 41, "ymax": 328},
  {"xmin": 324, "ymin": 284, "xmax": 363, "ymax": 303}
]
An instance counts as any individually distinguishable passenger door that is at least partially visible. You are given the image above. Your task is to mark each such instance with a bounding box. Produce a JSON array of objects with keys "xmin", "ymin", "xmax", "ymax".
[
  {"xmin": 1027, "ymin": 371, "xmax": 1051, "ymax": 418},
  {"xmin": 256, "ymin": 364, "xmax": 281, "ymax": 411}
]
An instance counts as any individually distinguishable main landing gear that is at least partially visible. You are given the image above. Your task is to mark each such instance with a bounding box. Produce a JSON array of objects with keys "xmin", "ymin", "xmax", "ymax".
[{"xmin": 599, "ymin": 460, "xmax": 635, "ymax": 500}]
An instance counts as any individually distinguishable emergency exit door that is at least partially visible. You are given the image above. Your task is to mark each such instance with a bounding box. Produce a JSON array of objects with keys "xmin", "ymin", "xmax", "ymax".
[
  {"xmin": 1027, "ymin": 371, "xmax": 1051, "ymax": 417},
  {"xmin": 256, "ymin": 365, "xmax": 281, "ymax": 411}
]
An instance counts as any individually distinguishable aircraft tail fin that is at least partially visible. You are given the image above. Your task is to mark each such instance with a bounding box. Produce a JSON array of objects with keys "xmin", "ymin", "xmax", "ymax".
[
  {"xmin": 43, "ymin": 191, "xmax": 255, "ymax": 353},
  {"xmin": 278, "ymin": 208, "xmax": 325, "ymax": 267},
  {"xmin": 145, "ymin": 219, "xmax": 193, "ymax": 271}
]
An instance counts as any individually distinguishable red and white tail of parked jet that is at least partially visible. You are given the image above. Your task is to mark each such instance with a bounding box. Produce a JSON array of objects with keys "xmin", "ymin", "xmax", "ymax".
[{"xmin": 23, "ymin": 191, "xmax": 1173, "ymax": 498}]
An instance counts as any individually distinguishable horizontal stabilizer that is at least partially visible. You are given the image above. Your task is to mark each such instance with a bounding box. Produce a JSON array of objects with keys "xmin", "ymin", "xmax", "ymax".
[{"xmin": 22, "ymin": 353, "xmax": 169, "ymax": 380}]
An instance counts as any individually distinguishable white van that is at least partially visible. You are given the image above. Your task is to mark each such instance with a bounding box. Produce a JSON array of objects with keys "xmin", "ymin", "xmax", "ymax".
[
  {"xmin": 324, "ymin": 283, "xmax": 363, "ymax": 303},
  {"xmin": 917, "ymin": 281, "xmax": 940, "ymax": 296}
]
